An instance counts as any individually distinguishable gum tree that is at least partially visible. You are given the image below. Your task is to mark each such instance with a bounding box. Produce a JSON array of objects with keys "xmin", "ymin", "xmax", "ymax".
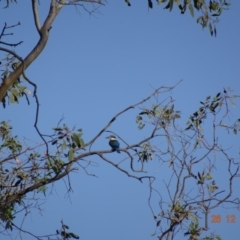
[{"xmin": 0, "ymin": 1, "xmax": 237, "ymax": 240}]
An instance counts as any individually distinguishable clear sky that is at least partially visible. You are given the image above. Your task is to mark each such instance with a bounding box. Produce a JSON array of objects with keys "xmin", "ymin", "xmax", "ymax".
[{"xmin": 1, "ymin": 1, "xmax": 240, "ymax": 240}]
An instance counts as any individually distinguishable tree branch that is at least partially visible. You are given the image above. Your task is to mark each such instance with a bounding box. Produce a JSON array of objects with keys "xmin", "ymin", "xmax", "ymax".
[
  {"xmin": 32, "ymin": 0, "xmax": 41, "ymax": 35},
  {"xmin": 0, "ymin": 0, "xmax": 62, "ymax": 102},
  {"xmin": 87, "ymin": 80, "xmax": 182, "ymax": 149},
  {"xmin": 0, "ymin": 46, "xmax": 49, "ymax": 154}
]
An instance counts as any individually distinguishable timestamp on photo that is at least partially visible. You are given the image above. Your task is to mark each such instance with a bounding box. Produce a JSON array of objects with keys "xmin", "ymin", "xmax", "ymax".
[{"xmin": 211, "ymin": 214, "xmax": 236, "ymax": 224}]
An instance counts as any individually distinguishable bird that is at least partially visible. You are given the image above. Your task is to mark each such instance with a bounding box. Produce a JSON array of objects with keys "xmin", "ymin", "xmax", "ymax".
[{"xmin": 106, "ymin": 135, "xmax": 120, "ymax": 153}]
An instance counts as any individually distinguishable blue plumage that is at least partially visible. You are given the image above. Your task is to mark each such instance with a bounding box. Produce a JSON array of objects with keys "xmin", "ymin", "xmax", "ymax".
[{"xmin": 106, "ymin": 135, "xmax": 120, "ymax": 153}]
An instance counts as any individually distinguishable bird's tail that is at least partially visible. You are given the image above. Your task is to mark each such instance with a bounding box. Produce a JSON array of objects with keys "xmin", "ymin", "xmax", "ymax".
[{"xmin": 116, "ymin": 148, "xmax": 120, "ymax": 153}]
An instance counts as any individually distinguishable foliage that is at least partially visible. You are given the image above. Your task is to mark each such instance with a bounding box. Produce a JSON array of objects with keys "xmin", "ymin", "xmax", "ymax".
[
  {"xmin": 137, "ymin": 88, "xmax": 240, "ymax": 240},
  {"xmin": 0, "ymin": 1, "xmax": 239, "ymax": 240},
  {"xmin": 56, "ymin": 221, "xmax": 80, "ymax": 240},
  {"xmin": 0, "ymin": 0, "xmax": 232, "ymax": 38},
  {"xmin": 0, "ymin": 84, "xmax": 239, "ymax": 239},
  {"xmin": 125, "ymin": 0, "xmax": 231, "ymax": 37}
]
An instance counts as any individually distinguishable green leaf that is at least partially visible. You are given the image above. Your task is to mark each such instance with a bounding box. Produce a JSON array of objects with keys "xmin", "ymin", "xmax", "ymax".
[
  {"xmin": 164, "ymin": 0, "xmax": 174, "ymax": 11},
  {"xmin": 188, "ymin": 3, "xmax": 194, "ymax": 17},
  {"xmin": 52, "ymin": 128, "xmax": 63, "ymax": 131},
  {"xmin": 136, "ymin": 116, "xmax": 142, "ymax": 123},
  {"xmin": 72, "ymin": 133, "xmax": 81, "ymax": 148},
  {"xmin": 196, "ymin": 16, "xmax": 202, "ymax": 23},
  {"xmin": 18, "ymin": 85, "xmax": 26, "ymax": 91},
  {"xmin": 210, "ymin": 102, "xmax": 218, "ymax": 112},
  {"xmin": 157, "ymin": 0, "xmax": 167, "ymax": 5},
  {"xmin": 52, "ymin": 139, "xmax": 58, "ymax": 145},
  {"xmin": 193, "ymin": 0, "xmax": 202, "ymax": 10},
  {"xmin": 11, "ymin": 88, "xmax": 20, "ymax": 97},
  {"xmin": 229, "ymin": 98, "xmax": 236, "ymax": 107},
  {"xmin": 61, "ymin": 140, "xmax": 67, "ymax": 150},
  {"xmin": 79, "ymin": 138, "xmax": 85, "ymax": 148},
  {"xmin": 206, "ymin": 173, "xmax": 212, "ymax": 180},
  {"xmin": 138, "ymin": 123, "xmax": 145, "ymax": 130},
  {"xmin": 63, "ymin": 224, "xmax": 69, "ymax": 229},
  {"xmin": 174, "ymin": 0, "xmax": 180, "ymax": 5},
  {"xmin": 148, "ymin": 0, "xmax": 153, "ymax": 8},
  {"xmin": 9, "ymin": 94, "xmax": 17, "ymax": 103},
  {"xmin": 69, "ymin": 233, "xmax": 80, "ymax": 239},
  {"xmin": 68, "ymin": 148, "xmax": 74, "ymax": 161}
]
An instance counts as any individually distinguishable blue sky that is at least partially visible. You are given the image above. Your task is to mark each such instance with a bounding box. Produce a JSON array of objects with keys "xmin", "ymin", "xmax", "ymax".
[{"xmin": 1, "ymin": 1, "xmax": 240, "ymax": 240}]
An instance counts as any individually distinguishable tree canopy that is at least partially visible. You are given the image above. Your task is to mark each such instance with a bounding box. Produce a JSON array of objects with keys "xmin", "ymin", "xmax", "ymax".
[{"xmin": 0, "ymin": 1, "xmax": 239, "ymax": 240}]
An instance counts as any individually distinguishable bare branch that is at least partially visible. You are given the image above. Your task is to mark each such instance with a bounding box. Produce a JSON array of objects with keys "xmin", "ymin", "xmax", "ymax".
[
  {"xmin": 32, "ymin": 0, "xmax": 41, "ymax": 35},
  {"xmin": 0, "ymin": 22, "xmax": 22, "ymax": 46},
  {"xmin": 0, "ymin": 40, "xmax": 23, "ymax": 47}
]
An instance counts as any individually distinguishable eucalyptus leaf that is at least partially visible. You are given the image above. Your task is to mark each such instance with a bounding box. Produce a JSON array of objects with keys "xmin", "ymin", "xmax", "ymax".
[
  {"xmin": 188, "ymin": 3, "xmax": 194, "ymax": 17},
  {"xmin": 68, "ymin": 148, "xmax": 74, "ymax": 161}
]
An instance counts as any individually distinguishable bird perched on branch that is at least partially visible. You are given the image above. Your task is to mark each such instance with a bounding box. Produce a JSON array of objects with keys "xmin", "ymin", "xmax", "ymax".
[{"xmin": 106, "ymin": 135, "xmax": 120, "ymax": 153}]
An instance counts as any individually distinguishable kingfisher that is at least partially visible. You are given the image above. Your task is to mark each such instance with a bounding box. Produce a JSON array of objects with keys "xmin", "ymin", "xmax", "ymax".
[{"xmin": 106, "ymin": 135, "xmax": 120, "ymax": 153}]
